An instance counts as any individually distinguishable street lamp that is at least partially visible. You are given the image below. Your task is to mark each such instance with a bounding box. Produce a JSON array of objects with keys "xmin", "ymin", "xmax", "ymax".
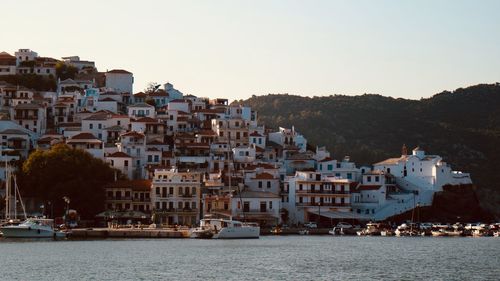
[{"xmin": 63, "ymin": 196, "xmax": 70, "ymax": 227}]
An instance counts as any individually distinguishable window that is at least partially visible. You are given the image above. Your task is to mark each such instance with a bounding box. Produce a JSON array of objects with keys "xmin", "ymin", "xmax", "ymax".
[
  {"xmin": 267, "ymin": 181, "xmax": 271, "ymax": 188},
  {"xmin": 155, "ymin": 187, "xmax": 160, "ymax": 194},
  {"xmin": 258, "ymin": 181, "xmax": 262, "ymax": 188},
  {"xmin": 98, "ymin": 124, "xmax": 102, "ymax": 129},
  {"xmin": 367, "ymin": 176, "xmax": 371, "ymax": 182},
  {"xmin": 269, "ymin": 201, "xmax": 273, "ymax": 209},
  {"xmin": 299, "ymin": 197, "xmax": 303, "ymax": 203},
  {"xmin": 89, "ymin": 123, "xmax": 93, "ymax": 129},
  {"xmin": 124, "ymin": 160, "xmax": 128, "ymax": 167},
  {"xmin": 327, "ymin": 164, "xmax": 333, "ymax": 171},
  {"xmin": 299, "ymin": 184, "xmax": 303, "ymax": 191},
  {"xmin": 375, "ymin": 176, "xmax": 379, "ymax": 182},
  {"xmin": 347, "ymin": 173, "xmax": 352, "ymax": 179}
]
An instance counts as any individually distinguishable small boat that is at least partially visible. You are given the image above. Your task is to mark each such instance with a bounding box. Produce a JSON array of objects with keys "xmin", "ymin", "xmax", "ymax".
[
  {"xmin": 493, "ymin": 231, "xmax": 499, "ymax": 237},
  {"xmin": 358, "ymin": 223, "xmax": 383, "ymax": 236},
  {"xmin": 0, "ymin": 218, "xmax": 68, "ymax": 238},
  {"xmin": 381, "ymin": 229, "xmax": 395, "ymax": 236},
  {"xmin": 193, "ymin": 218, "xmax": 259, "ymax": 239},
  {"xmin": 431, "ymin": 229, "xmax": 448, "ymax": 237},
  {"xmin": 298, "ymin": 229, "xmax": 309, "ymax": 235},
  {"xmin": 190, "ymin": 227, "xmax": 214, "ymax": 239}
]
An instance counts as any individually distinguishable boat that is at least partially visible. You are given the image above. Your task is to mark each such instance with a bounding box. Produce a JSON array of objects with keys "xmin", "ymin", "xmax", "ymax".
[
  {"xmin": 381, "ymin": 229, "xmax": 395, "ymax": 236},
  {"xmin": 192, "ymin": 218, "xmax": 260, "ymax": 239},
  {"xmin": 298, "ymin": 229, "xmax": 309, "ymax": 235},
  {"xmin": 357, "ymin": 222, "xmax": 383, "ymax": 236},
  {"xmin": 493, "ymin": 231, "xmax": 500, "ymax": 237},
  {"xmin": 329, "ymin": 222, "xmax": 356, "ymax": 236},
  {"xmin": 0, "ymin": 218, "xmax": 68, "ymax": 238}
]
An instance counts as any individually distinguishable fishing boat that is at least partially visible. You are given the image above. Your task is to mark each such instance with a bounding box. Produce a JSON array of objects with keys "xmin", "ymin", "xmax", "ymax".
[
  {"xmin": 192, "ymin": 218, "xmax": 259, "ymax": 239},
  {"xmin": 1, "ymin": 218, "xmax": 67, "ymax": 238}
]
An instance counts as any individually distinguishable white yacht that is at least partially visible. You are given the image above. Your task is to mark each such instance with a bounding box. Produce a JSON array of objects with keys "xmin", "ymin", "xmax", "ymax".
[
  {"xmin": 192, "ymin": 218, "xmax": 260, "ymax": 239},
  {"xmin": 0, "ymin": 218, "xmax": 67, "ymax": 238}
]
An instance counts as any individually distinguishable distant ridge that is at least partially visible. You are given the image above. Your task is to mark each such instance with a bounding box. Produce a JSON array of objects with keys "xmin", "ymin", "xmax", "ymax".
[{"xmin": 238, "ymin": 83, "xmax": 500, "ymax": 216}]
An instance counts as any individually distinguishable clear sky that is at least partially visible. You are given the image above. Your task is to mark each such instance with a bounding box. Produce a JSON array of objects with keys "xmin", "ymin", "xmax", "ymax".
[{"xmin": 2, "ymin": 0, "xmax": 499, "ymax": 100}]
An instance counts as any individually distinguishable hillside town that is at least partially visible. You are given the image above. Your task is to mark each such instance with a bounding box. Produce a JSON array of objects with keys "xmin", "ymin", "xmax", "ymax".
[{"xmin": 0, "ymin": 48, "xmax": 474, "ymax": 228}]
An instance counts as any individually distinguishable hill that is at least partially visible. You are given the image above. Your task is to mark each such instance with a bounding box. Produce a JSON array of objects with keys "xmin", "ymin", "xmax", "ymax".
[{"xmin": 237, "ymin": 83, "xmax": 500, "ymax": 217}]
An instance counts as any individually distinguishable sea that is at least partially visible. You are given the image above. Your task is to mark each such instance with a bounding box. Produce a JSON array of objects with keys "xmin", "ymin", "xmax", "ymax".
[{"xmin": 0, "ymin": 236, "xmax": 498, "ymax": 281}]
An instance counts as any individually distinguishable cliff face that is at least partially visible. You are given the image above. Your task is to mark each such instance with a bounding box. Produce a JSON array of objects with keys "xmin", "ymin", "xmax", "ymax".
[
  {"xmin": 239, "ymin": 83, "xmax": 500, "ymax": 217},
  {"xmin": 387, "ymin": 185, "xmax": 493, "ymax": 223}
]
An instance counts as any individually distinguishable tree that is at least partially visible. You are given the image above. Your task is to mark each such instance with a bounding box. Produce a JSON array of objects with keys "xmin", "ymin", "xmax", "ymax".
[
  {"xmin": 144, "ymin": 82, "xmax": 160, "ymax": 94},
  {"xmin": 55, "ymin": 62, "xmax": 79, "ymax": 80},
  {"xmin": 18, "ymin": 144, "xmax": 118, "ymax": 219}
]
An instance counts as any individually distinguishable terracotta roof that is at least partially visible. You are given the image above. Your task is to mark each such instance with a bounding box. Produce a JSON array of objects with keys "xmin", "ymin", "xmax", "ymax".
[
  {"xmin": 0, "ymin": 51, "xmax": 15, "ymax": 58},
  {"xmin": 249, "ymin": 131, "xmax": 263, "ymax": 137},
  {"xmin": 100, "ymin": 97, "xmax": 117, "ymax": 102},
  {"xmin": 244, "ymin": 163, "xmax": 277, "ymax": 171},
  {"xmin": 107, "ymin": 69, "xmax": 132, "ymax": 74},
  {"xmin": 319, "ymin": 157, "xmax": 334, "ymax": 163},
  {"xmin": 106, "ymin": 180, "xmax": 151, "ymax": 191},
  {"xmin": 70, "ymin": 132, "xmax": 98, "ymax": 140},
  {"xmin": 134, "ymin": 92, "xmax": 147, "ymax": 97},
  {"xmin": 134, "ymin": 117, "xmax": 158, "ymax": 123},
  {"xmin": 253, "ymin": 173, "xmax": 276, "ymax": 180},
  {"xmin": 108, "ymin": 151, "xmax": 131, "ymax": 158},
  {"xmin": 129, "ymin": 103, "xmax": 154, "ymax": 108}
]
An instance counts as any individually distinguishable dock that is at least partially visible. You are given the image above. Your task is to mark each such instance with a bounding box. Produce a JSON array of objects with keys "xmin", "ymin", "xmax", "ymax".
[{"xmin": 70, "ymin": 228, "xmax": 191, "ymax": 238}]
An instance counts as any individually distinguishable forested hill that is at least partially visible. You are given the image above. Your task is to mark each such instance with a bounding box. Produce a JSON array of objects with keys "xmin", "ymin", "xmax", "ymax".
[{"xmin": 237, "ymin": 83, "xmax": 500, "ymax": 216}]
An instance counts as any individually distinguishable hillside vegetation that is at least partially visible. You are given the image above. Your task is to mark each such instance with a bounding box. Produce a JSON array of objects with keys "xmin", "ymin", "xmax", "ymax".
[{"xmin": 238, "ymin": 84, "xmax": 500, "ymax": 216}]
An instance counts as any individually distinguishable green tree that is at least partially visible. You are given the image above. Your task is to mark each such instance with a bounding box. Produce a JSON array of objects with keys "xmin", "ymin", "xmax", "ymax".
[
  {"xmin": 55, "ymin": 62, "xmax": 79, "ymax": 80},
  {"xmin": 18, "ymin": 144, "xmax": 118, "ymax": 219}
]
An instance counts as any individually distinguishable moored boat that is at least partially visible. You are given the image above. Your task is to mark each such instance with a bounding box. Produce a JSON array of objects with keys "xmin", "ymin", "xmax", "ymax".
[
  {"xmin": 0, "ymin": 218, "xmax": 67, "ymax": 238},
  {"xmin": 192, "ymin": 218, "xmax": 259, "ymax": 239}
]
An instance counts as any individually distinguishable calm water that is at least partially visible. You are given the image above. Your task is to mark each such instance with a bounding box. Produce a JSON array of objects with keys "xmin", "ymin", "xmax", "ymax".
[{"xmin": 0, "ymin": 236, "xmax": 498, "ymax": 280}]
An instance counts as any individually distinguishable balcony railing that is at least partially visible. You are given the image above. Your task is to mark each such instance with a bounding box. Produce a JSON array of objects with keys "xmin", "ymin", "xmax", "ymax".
[
  {"xmin": 296, "ymin": 203, "xmax": 350, "ymax": 207},
  {"xmin": 14, "ymin": 115, "xmax": 38, "ymax": 120},
  {"xmin": 296, "ymin": 190, "xmax": 350, "ymax": 194},
  {"xmin": 133, "ymin": 198, "xmax": 151, "ymax": 202},
  {"xmin": 155, "ymin": 208, "xmax": 198, "ymax": 214},
  {"xmin": 106, "ymin": 196, "xmax": 133, "ymax": 201}
]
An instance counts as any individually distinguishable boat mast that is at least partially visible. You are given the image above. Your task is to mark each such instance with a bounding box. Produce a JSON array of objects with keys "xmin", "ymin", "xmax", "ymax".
[
  {"xmin": 14, "ymin": 176, "xmax": 27, "ymax": 219},
  {"xmin": 4, "ymin": 158, "xmax": 9, "ymax": 219}
]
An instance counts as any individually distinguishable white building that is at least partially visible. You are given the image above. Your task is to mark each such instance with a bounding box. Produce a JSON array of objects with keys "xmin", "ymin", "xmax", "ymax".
[
  {"xmin": 105, "ymin": 69, "xmax": 133, "ymax": 94},
  {"xmin": 284, "ymin": 171, "xmax": 352, "ymax": 225},
  {"xmin": 151, "ymin": 168, "xmax": 202, "ymax": 226},
  {"xmin": 269, "ymin": 126, "xmax": 307, "ymax": 153}
]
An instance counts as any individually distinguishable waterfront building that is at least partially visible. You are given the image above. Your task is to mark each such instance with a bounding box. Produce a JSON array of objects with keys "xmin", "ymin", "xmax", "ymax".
[
  {"xmin": 284, "ymin": 171, "xmax": 352, "ymax": 225},
  {"xmin": 151, "ymin": 168, "xmax": 202, "ymax": 226}
]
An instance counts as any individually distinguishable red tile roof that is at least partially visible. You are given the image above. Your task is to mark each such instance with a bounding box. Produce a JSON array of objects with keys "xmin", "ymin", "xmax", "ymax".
[
  {"xmin": 253, "ymin": 173, "xmax": 276, "ymax": 180},
  {"xmin": 121, "ymin": 131, "xmax": 145, "ymax": 138},
  {"xmin": 107, "ymin": 69, "xmax": 132, "ymax": 74},
  {"xmin": 108, "ymin": 151, "xmax": 131, "ymax": 158},
  {"xmin": 70, "ymin": 132, "xmax": 97, "ymax": 140}
]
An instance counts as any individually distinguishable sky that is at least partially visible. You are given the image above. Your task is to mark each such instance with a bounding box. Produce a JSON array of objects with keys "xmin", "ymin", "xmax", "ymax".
[{"xmin": 1, "ymin": 0, "xmax": 500, "ymax": 100}]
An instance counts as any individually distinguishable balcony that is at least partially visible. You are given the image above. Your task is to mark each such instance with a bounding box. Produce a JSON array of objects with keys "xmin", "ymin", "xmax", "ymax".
[
  {"xmin": 14, "ymin": 115, "xmax": 38, "ymax": 120},
  {"xmin": 296, "ymin": 203, "xmax": 350, "ymax": 207},
  {"xmin": 180, "ymin": 193, "xmax": 196, "ymax": 198},
  {"xmin": 106, "ymin": 196, "xmax": 133, "ymax": 201},
  {"xmin": 296, "ymin": 190, "xmax": 350, "ymax": 195},
  {"xmin": 133, "ymin": 197, "xmax": 151, "ymax": 202}
]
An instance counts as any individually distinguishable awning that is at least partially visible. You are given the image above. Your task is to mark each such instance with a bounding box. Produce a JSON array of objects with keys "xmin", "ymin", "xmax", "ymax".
[
  {"xmin": 95, "ymin": 211, "xmax": 149, "ymax": 219},
  {"xmin": 308, "ymin": 210, "xmax": 370, "ymax": 220}
]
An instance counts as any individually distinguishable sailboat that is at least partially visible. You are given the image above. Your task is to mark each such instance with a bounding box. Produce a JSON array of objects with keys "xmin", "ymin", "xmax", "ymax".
[{"xmin": 1, "ymin": 160, "xmax": 67, "ymax": 238}]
